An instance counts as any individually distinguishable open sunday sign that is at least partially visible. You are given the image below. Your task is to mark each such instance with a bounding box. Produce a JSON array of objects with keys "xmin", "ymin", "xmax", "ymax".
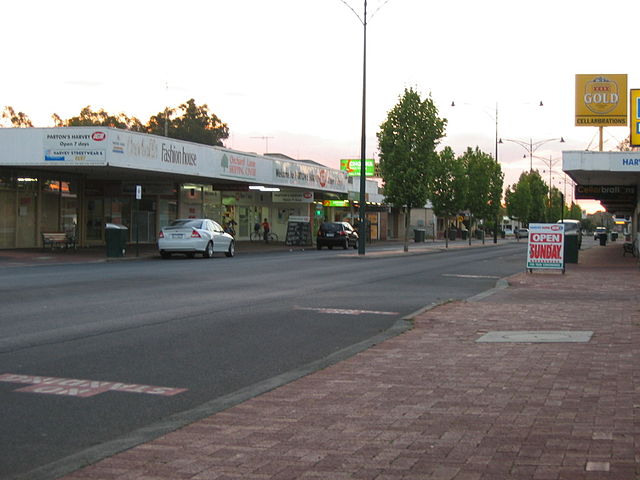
[{"xmin": 527, "ymin": 223, "xmax": 565, "ymax": 270}]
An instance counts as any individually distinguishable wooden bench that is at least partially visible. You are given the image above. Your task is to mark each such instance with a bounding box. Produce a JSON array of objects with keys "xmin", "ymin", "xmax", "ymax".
[
  {"xmin": 41, "ymin": 232, "xmax": 76, "ymax": 251},
  {"xmin": 623, "ymin": 242, "xmax": 635, "ymax": 257}
]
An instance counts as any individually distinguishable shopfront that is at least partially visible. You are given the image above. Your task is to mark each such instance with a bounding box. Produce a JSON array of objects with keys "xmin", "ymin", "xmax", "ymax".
[{"xmin": 0, "ymin": 127, "xmax": 349, "ymax": 248}]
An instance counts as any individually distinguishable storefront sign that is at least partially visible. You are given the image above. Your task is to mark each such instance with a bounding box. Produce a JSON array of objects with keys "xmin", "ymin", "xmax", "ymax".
[
  {"xmin": 575, "ymin": 184, "xmax": 636, "ymax": 200},
  {"xmin": 273, "ymin": 160, "xmax": 348, "ymax": 192},
  {"xmin": 272, "ymin": 191, "xmax": 314, "ymax": 203},
  {"xmin": 43, "ymin": 129, "xmax": 106, "ymax": 163},
  {"xmin": 323, "ymin": 200, "xmax": 349, "ymax": 207},
  {"xmin": 575, "ymin": 74, "xmax": 628, "ymax": 126},
  {"xmin": 527, "ymin": 223, "xmax": 564, "ymax": 270},
  {"xmin": 340, "ymin": 158, "xmax": 375, "ymax": 176},
  {"xmin": 631, "ymin": 89, "xmax": 640, "ymax": 147}
]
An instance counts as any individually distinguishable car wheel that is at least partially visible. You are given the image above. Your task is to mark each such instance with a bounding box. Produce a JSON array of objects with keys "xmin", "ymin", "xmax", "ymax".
[
  {"xmin": 225, "ymin": 241, "xmax": 235, "ymax": 257},
  {"xmin": 203, "ymin": 241, "xmax": 214, "ymax": 258},
  {"xmin": 160, "ymin": 251, "xmax": 171, "ymax": 259}
]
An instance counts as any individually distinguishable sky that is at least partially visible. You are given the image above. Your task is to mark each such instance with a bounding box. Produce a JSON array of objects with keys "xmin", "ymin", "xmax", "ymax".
[{"xmin": 3, "ymin": 0, "xmax": 639, "ymax": 214}]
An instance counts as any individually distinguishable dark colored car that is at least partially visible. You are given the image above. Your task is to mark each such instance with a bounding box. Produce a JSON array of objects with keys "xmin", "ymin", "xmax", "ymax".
[{"xmin": 316, "ymin": 222, "xmax": 359, "ymax": 250}]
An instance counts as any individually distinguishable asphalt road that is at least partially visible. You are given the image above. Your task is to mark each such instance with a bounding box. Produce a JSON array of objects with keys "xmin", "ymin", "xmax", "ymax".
[{"xmin": 0, "ymin": 242, "xmax": 527, "ymax": 479}]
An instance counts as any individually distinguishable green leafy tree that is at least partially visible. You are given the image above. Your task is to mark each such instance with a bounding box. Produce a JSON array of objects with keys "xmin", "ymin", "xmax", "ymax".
[
  {"xmin": 149, "ymin": 99, "xmax": 229, "ymax": 146},
  {"xmin": 377, "ymin": 88, "xmax": 446, "ymax": 251},
  {"xmin": 527, "ymin": 171, "xmax": 549, "ymax": 223},
  {"xmin": 1, "ymin": 106, "xmax": 33, "ymax": 127},
  {"xmin": 506, "ymin": 170, "xmax": 548, "ymax": 226},
  {"xmin": 546, "ymin": 187, "xmax": 564, "ymax": 222},
  {"xmin": 53, "ymin": 99, "xmax": 229, "ymax": 146},
  {"xmin": 462, "ymin": 147, "xmax": 503, "ymax": 243},
  {"xmin": 505, "ymin": 175, "xmax": 531, "ymax": 226},
  {"xmin": 428, "ymin": 146, "xmax": 467, "ymax": 247},
  {"xmin": 56, "ymin": 106, "xmax": 145, "ymax": 131},
  {"xmin": 567, "ymin": 202, "xmax": 582, "ymax": 220}
]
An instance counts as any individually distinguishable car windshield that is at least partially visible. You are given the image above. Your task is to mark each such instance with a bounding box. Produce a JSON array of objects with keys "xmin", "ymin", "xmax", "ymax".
[{"xmin": 169, "ymin": 219, "xmax": 203, "ymax": 229}]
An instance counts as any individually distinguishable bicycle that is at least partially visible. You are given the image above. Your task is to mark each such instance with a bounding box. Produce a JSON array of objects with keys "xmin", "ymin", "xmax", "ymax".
[{"xmin": 250, "ymin": 228, "xmax": 278, "ymax": 242}]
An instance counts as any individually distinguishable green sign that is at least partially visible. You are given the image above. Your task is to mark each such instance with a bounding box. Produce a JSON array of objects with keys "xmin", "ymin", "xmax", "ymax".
[
  {"xmin": 340, "ymin": 158, "xmax": 375, "ymax": 177},
  {"xmin": 322, "ymin": 200, "xmax": 350, "ymax": 207}
]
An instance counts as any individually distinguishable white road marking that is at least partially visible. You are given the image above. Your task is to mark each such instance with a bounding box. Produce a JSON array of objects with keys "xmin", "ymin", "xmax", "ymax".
[
  {"xmin": 0, "ymin": 373, "xmax": 187, "ymax": 398},
  {"xmin": 294, "ymin": 307, "xmax": 398, "ymax": 316},
  {"xmin": 442, "ymin": 274, "xmax": 500, "ymax": 279}
]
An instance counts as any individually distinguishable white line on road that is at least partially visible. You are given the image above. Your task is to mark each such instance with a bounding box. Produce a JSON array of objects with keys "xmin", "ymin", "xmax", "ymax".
[
  {"xmin": 294, "ymin": 307, "xmax": 398, "ymax": 316},
  {"xmin": 442, "ymin": 274, "xmax": 500, "ymax": 279}
]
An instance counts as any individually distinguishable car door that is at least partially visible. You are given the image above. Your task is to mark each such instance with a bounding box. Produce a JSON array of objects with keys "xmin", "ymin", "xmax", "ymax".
[{"xmin": 211, "ymin": 221, "xmax": 230, "ymax": 252}]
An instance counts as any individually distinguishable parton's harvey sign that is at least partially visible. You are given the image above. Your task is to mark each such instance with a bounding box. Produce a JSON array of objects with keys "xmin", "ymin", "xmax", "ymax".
[{"xmin": 527, "ymin": 223, "xmax": 565, "ymax": 270}]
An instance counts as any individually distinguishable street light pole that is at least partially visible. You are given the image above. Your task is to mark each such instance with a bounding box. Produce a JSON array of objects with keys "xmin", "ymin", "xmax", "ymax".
[
  {"xmin": 499, "ymin": 137, "xmax": 565, "ymax": 171},
  {"xmin": 358, "ymin": 0, "xmax": 367, "ymax": 255},
  {"xmin": 494, "ymin": 102, "xmax": 499, "ymax": 244},
  {"xmin": 340, "ymin": 0, "xmax": 389, "ymax": 255}
]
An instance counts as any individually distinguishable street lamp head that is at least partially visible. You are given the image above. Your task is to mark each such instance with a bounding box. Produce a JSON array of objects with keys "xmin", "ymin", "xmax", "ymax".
[
  {"xmin": 539, "ymin": 101, "xmax": 544, "ymax": 107},
  {"xmin": 560, "ymin": 137, "xmax": 565, "ymax": 143},
  {"xmin": 498, "ymin": 138, "xmax": 503, "ymax": 144},
  {"xmin": 451, "ymin": 101, "xmax": 455, "ymax": 107}
]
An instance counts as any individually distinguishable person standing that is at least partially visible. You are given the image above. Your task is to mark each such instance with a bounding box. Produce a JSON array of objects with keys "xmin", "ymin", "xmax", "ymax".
[{"xmin": 261, "ymin": 218, "xmax": 270, "ymax": 243}]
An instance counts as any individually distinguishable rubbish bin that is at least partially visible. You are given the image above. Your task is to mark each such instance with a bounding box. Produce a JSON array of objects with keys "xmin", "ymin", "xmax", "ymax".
[
  {"xmin": 461, "ymin": 230, "xmax": 468, "ymax": 240},
  {"xmin": 105, "ymin": 223, "xmax": 128, "ymax": 257},
  {"xmin": 564, "ymin": 234, "xmax": 579, "ymax": 263},
  {"xmin": 611, "ymin": 232, "xmax": 618, "ymax": 241},
  {"xmin": 598, "ymin": 233, "xmax": 607, "ymax": 246},
  {"xmin": 414, "ymin": 229, "xmax": 426, "ymax": 243},
  {"xmin": 448, "ymin": 229, "xmax": 456, "ymax": 241}
]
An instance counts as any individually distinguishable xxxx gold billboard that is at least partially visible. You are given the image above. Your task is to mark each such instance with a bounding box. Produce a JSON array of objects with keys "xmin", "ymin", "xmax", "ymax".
[{"xmin": 575, "ymin": 74, "xmax": 627, "ymax": 126}]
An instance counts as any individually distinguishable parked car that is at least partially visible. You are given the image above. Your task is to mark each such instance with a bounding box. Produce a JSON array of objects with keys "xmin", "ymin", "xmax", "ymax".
[
  {"xmin": 158, "ymin": 218, "xmax": 235, "ymax": 259},
  {"xmin": 515, "ymin": 228, "xmax": 529, "ymax": 239},
  {"xmin": 593, "ymin": 226, "xmax": 607, "ymax": 240},
  {"xmin": 316, "ymin": 222, "xmax": 359, "ymax": 250},
  {"xmin": 557, "ymin": 219, "xmax": 582, "ymax": 249}
]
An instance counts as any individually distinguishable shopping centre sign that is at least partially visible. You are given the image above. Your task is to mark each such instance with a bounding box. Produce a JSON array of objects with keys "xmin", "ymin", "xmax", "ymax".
[{"xmin": 527, "ymin": 223, "xmax": 564, "ymax": 271}]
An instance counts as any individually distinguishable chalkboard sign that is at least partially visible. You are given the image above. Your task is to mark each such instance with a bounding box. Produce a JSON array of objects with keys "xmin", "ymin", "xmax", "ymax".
[{"xmin": 285, "ymin": 220, "xmax": 312, "ymax": 246}]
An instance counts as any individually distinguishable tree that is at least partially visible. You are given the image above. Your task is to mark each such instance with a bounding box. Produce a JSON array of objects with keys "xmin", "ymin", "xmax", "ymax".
[
  {"xmin": 428, "ymin": 146, "xmax": 467, "ymax": 247},
  {"xmin": 527, "ymin": 171, "xmax": 548, "ymax": 223},
  {"xmin": 377, "ymin": 88, "xmax": 446, "ymax": 252},
  {"xmin": 149, "ymin": 99, "xmax": 229, "ymax": 146},
  {"xmin": 55, "ymin": 106, "xmax": 146, "ymax": 131},
  {"xmin": 1, "ymin": 106, "xmax": 33, "ymax": 127},
  {"xmin": 505, "ymin": 170, "xmax": 548, "ymax": 226},
  {"xmin": 546, "ymin": 186, "xmax": 563, "ymax": 222},
  {"xmin": 461, "ymin": 147, "xmax": 503, "ymax": 244},
  {"xmin": 53, "ymin": 99, "xmax": 229, "ymax": 146}
]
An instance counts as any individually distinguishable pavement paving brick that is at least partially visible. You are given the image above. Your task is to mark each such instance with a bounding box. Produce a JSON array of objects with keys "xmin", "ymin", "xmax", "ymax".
[{"xmin": 24, "ymin": 241, "xmax": 640, "ymax": 479}]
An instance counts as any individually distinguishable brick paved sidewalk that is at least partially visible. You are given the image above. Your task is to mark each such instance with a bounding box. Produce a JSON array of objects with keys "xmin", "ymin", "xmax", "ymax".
[{"xmin": 60, "ymin": 243, "xmax": 639, "ymax": 480}]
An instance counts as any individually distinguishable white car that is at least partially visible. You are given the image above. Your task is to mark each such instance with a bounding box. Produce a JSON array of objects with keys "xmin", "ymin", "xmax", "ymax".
[{"xmin": 158, "ymin": 218, "xmax": 235, "ymax": 259}]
